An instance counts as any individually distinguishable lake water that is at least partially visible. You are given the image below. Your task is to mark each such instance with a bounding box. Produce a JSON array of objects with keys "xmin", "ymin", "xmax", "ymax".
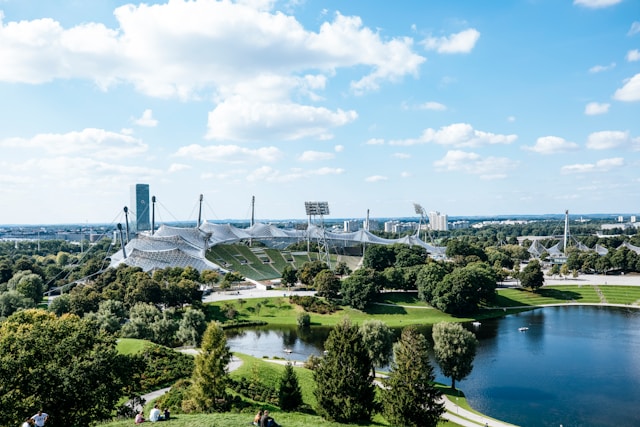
[{"xmin": 226, "ymin": 306, "xmax": 640, "ymax": 427}]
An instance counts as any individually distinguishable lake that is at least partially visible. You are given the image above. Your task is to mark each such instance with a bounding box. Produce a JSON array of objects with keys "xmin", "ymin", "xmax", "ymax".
[{"xmin": 226, "ymin": 306, "xmax": 640, "ymax": 427}]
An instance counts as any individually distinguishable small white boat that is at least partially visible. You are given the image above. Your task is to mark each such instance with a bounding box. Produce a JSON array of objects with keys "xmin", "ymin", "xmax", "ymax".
[
  {"xmin": 518, "ymin": 327, "xmax": 529, "ymax": 332},
  {"xmin": 472, "ymin": 321, "xmax": 481, "ymax": 327},
  {"xmin": 283, "ymin": 348, "xmax": 292, "ymax": 354}
]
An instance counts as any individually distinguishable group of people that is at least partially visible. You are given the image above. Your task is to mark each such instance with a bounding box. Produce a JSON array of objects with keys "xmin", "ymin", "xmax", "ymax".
[
  {"xmin": 21, "ymin": 411, "xmax": 48, "ymax": 427},
  {"xmin": 252, "ymin": 409, "xmax": 279, "ymax": 427},
  {"xmin": 135, "ymin": 405, "xmax": 170, "ymax": 424}
]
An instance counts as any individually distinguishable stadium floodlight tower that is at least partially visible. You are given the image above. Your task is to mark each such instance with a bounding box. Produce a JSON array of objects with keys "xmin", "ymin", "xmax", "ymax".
[
  {"xmin": 413, "ymin": 202, "xmax": 433, "ymax": 243},
  {"xmin": 304, "ymin": 201, "xmax": 331, "ymax": 268}
]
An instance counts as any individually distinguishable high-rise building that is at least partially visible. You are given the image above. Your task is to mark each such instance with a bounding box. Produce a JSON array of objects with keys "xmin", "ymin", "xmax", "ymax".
[
  {"xmin": 130, "ymin": 184, "xmax": 151, "ymax": 232},
  {"xmin": 428, "ymin": 211, "xmax": 449, "ymax": 231}
]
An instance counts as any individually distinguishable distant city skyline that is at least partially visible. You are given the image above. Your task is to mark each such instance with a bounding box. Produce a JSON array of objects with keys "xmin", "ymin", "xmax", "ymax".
[{"xmin": 0, "ymin": 0, "xmax": 639, "ymax": 225}]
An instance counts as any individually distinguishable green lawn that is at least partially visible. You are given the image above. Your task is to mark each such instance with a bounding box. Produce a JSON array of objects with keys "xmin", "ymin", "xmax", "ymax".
[
  {"xmin": 116, "ymin": 338, "xmax": 152, "ymax": 354},
  {"xmin": 207, "ymin": 296, "xmax": 470, "ymax": 327}
]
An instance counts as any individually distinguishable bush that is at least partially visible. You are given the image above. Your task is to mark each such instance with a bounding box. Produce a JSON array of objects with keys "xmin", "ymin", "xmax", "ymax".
[
  {"xmin": 297, "ymin": 312, "xmax": 310, "ymax": 328},
  {"xmin": 289, "ymin": 295, "xmax": 337, "ymax": 314}
]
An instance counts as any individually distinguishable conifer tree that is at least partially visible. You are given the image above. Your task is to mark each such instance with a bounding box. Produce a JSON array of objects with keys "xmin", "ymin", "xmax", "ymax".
[
  {"xmin": 184, "ymin": 321, "xmax": 232, "ymax": 412},
  {"xmin": 314, "ymin": 317, "xmax": 376, "ymax": 423},
  {"xmin": 382, "ymin": 325, "xmax": 444, "ymax": 427},
  {"xmin": 278, "ymin": 362, "xmax": 303, "ymax": 411}
]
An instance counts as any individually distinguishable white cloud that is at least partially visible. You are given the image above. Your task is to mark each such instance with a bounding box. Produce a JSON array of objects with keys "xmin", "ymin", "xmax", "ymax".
[
  {"xmin": 507, "ymin": 116, "xmax": 516, "ymax": 123},
  {"xmin": 0, "ymin": 1, "xmax": 425, "ymax": 141},
  {"xmin": 393, "ymin": 153, "xmax": 411, "ymax": 159},
  {"xmin": 0, "ymin": 128, "xmax": 147, "ymax": 159},
  {"xmin": 334, "ymin": 145, "xmax": 344, "ymax": 152},
  {"xmin": 613, "ymin": 73, "xmax": 640, "ymax": 101},
  {"xmin": 630, "ymin": 22, "xmax": 640, "ymax": 36},
  {"xmin": 522, "ymin": 136, "xmax": 580, "ymax": 154},
  {"xmin": 173, "ymin": 144, "xmax": 282, "ymax": 163},
  {"xmin": 589, "ymin": 63, "xmax": 615, "ymax": 73},
  {"xmin": 573, "ymin": 0, "xmax": 622, "ymax": 8},
  {"xmin": 433, "ymin": 150, "xmax": 518, "ymax": 180},
  {"xmin": 168, "ymin": 163, "xmax": 191, "ymax": 173},
  {"xmin": 433, "ymin": 150, "xmax": 516, "ymax": 180},
  {"xmin": 586, "ymin": 130, "xmax": 630, "ymax": 150},
  {"xmin": 365, "ymin": 138, "xmax": 385, "ymax": 145},
  {"xmin": 389, "ymin": 123, "xmax": 517, "ymax": 147},
  {"xmin": 584, "ymin": 102, "xmax": 610, "ymax": 115},
  {"xmin": 206, "ymin": 98, "xmax": 357, "ymax": 141},
  {"xmin": 561, "ymin": 157, "xmax": 624, "ymax": 173},
  {"xmin": 134, "ymin": 109, "xmax": 158, "ymax": 127},
  {"xmin": 298, "ymin": 150, "xmax": 335, "ymax": 162},
  {"xmin": 627, "ymin": 49, "xmax": 640, "ymax": 62},
  {"xmin": 421, "ymin": 28, "xmax": 480, "ymax": 54},
  {"xmin": 418, "ymin": 101, "xmax": 447, "ymax": 111},
  {"xmin": 246, "ymin": 165, "xmax": 343, "ymax": 183},
  {"xmin": 365, "ymin": 175, "xmax": 388, "ymax": 182}
]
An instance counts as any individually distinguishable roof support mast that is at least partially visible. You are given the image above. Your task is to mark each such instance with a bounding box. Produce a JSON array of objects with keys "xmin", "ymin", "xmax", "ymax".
[
  {"xmin": 564, "ymin": 209, "xmax": 569, "ymax": 256},
  {"xmin": 197, "ymin": 194, "xmax": 203, "ymax": 228}
]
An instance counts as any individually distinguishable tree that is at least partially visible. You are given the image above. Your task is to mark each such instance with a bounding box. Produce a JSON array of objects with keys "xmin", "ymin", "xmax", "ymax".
[
  {"xmin": 359, "ymin": 319, "xmax": 394, "ymax": 377},
  {"xmin": 278, "ymin": 362, "xmax": 303, "ymax": 411},
  {"xmin": 7, "ymin": 270, "xmax": 44, "ymax": 302},
  {"xmin": 297, "ymin": 260, "xmax": 329, "ymax": 286},
  {"xmin": 362, "ymin": 245, "xmax": 396, "ymax": 271},
  {"xmin": 416, "ymin": 261, "xmax": 451, "ymax": 303},
  {"xmin": 281, "ymin": 265, "xmax": 298, "ymax": 290},
  {"xmin": 382, "ymin": 325, "xmax": 444, "ymax": 427},
  {"xmin": 334, "ymin": 261, "xmax": 351, "ymax": 277},
  {"xmin": 340, "ymin": 268, "xmax": 384, "ymax": 310},
  {"xmin": 314, "ymin": 317, "xmax": 376, "ymax": 423},
  {"xmin": 177, "ymin": 308, "xmax": 207, "ymax": 347},
  {"xmin": 0, "ymin": 309, "xmax": 139, "ymax": 426},
  {"xmin": 314, "ymin": 269, "xmax": 340, "ymax": 299},
  {"xmin": 0, "ymin": 290, "xmax": 34, "ymax": 318},
  {"xmin": 184, "ymin": 321, "xmax": 232, "ymax": 412},
  {"xmin": 432, "ymin": 322, "xmax": 478, "ymax": 390},
  {"xmin": 520, "ymin": 259, "xmax": 545, "ymax": 291}
]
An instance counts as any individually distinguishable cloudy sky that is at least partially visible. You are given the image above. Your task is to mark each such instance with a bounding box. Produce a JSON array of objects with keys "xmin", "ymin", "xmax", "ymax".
[{"xmin": 1, "ymin": 0, "xmax": 639, "ymax": 225}]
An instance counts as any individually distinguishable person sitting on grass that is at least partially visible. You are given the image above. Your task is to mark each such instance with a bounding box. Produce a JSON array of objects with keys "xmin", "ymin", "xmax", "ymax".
[
  {"xmin": 253, "ymin": 409, "xmax": 263, "ymax": 426},
  {"xmin": 135, "ymin": 412, "xmax": 145, "ymax": 424},
  {"xmin": 259, "ymin": 410, "xmax": 280, "ymax": 427}
]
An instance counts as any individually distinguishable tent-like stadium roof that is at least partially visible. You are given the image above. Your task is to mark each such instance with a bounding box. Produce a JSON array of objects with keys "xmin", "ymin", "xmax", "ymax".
[{"xmin": 110, "ymin": 221, "xmax": 446, "ymax": 272}]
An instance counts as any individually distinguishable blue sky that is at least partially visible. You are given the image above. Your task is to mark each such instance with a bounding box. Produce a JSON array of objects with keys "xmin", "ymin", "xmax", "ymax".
[{"xmin": 1, "ymin": 0, "xmax": 639, "ymax": 225}]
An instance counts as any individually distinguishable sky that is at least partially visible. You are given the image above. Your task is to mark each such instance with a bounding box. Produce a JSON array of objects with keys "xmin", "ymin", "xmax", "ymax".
[{"xmin": 1, "ymin": 0, "xmax": 639, "ymax": 225}]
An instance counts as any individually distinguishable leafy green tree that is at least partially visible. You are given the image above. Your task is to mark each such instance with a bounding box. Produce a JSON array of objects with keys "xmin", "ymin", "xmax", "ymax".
[
  {"xmin": 0, "ymin": 290, "xmax": 34, "ymax": 318},
  {"xmin": 431, "ymin": 263, "xmax": 496, "ymax": 315},
  {"xmin": 520, "ymin": 259, "xmax": 545, "ymax": 291},
  {"xmin": 87, "ymin": 299, "xmax": 127, "ymax": 334},
  {"xmin": 314, "ymin": 269, "xmax": 340, "ymax": 299},
  {"xmin": 0, "ymin": 309, "xmax": 139, "ymax": 426},
  {"xmin": 278, "ymin": 362, "xmax": 303, "ymax": 411},
  {"xmin": 416, "ymin": 261, "xmax": 451, "ymax": 303},
  {"xmin": 121, "ymin": 302, "xmax": 161, "ymax": 341},
  {"xmin": 177, "ymin": 308, "xmax": 207, "ymax": 347},
  {"xmin": 7, "ymin": 270, "xmax": 43, "ymax": 302},
  {"xmin": 297, "ymin": 260, "xmax": 329, "ymax": 286},
  {"xmin": 394, "ymin": 246, "xmax": 427, "ymax": 268},
  {"xmin": 362, "ymin": 244, "xmax": 396, "ymax": 271},
  {"xmin": 184, "ymin": 321, "xmax": 232, "ymax": 412},
  {"xmin": 334, "ymin": 261, "xmax": 352, "ymax": 277},
  {"xmin": 200, "ymin": 269, "xmax": 221, "ymax": 287},
  {"xmin": 432, "ymin": 322, "xmax": 478, "ymax": 390},
  {"xmin": 340, "ymin": 267, "xmax": 384, "ymax": 310},
  {"xmin": 281, "ymin": 265, "xmax": 298, "ymax": 290},
  {"xmin": 383, "ymin": 325, "xmax": 444, "ymax": 427},
  {"xmin": 314, "ymin": 317, "xmax": 375, "ymax": 423},
  {"xmin": 359, "ymin": 319, "xmax": 394, "ymax": 377}
]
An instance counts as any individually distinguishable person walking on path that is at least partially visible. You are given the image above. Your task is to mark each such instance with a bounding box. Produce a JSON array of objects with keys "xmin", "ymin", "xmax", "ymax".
[{"xmin": 30, "ymin": 410, "xmax": 48, "ymax": 427}]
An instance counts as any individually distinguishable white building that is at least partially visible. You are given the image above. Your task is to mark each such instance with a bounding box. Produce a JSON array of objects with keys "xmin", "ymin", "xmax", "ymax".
[
  {"xmin": 428, "ymin": 211, "xmax": 449, "ymax": 231},
  {"xmin": 343, "ymin": 219, "xmax": 361, "ymax": 232}
]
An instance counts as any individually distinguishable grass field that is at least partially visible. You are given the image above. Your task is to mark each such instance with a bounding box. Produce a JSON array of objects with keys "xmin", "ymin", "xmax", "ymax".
[{"xmin": 101, "ymin": 352, "xmax": 463, "ymax": 427}]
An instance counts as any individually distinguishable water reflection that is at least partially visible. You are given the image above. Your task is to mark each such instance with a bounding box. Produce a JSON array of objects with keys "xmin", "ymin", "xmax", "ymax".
[{"xmin": 225, "ymin": 307, "xmax": 640, "ymax": 427}]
